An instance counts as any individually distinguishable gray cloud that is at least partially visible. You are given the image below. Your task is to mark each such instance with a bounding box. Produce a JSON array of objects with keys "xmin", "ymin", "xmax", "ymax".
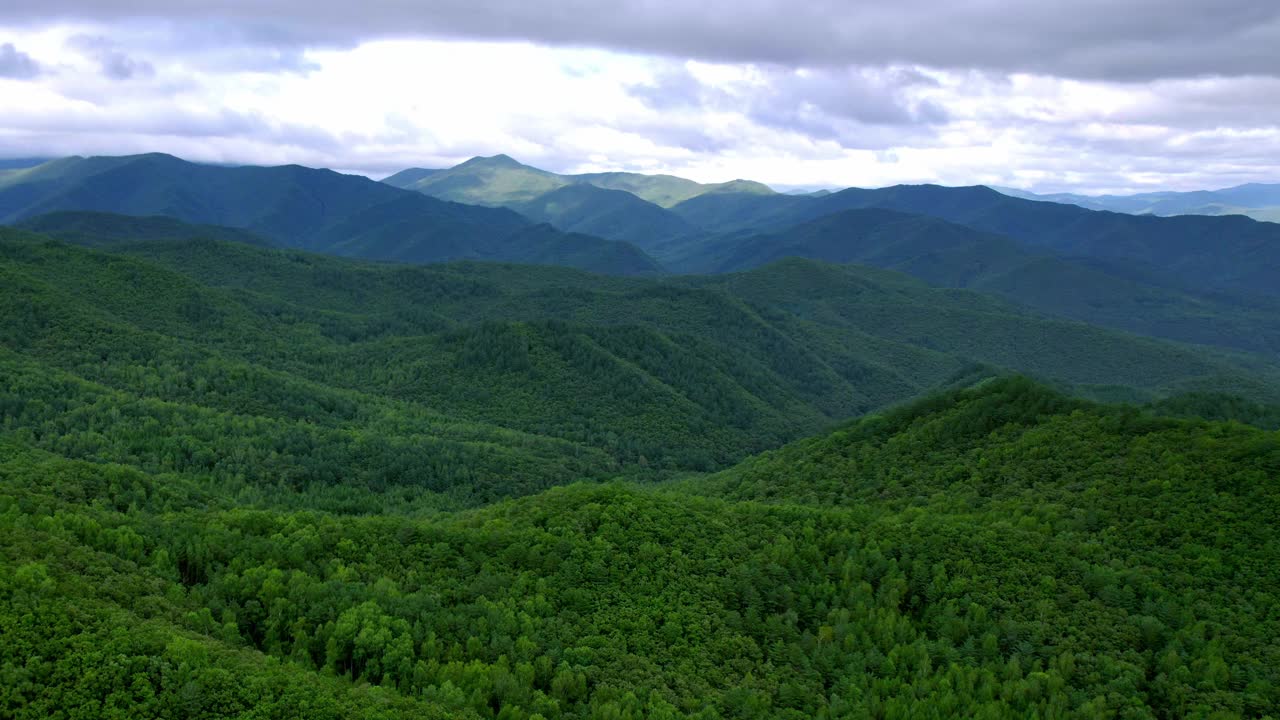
[
  {"xmin": 0, "ymin": 42, "xmax": 41, "ymax": 78},
  {"xmin": 629, "ymin": 64, "xmax": 947, "ymax": 150},
  {"xmin": 69, "ymin": 35, "xmax": 155, "ymax": 79},
  {"xmin": 3, "ymin": 1, "xmax": 1280, "ymax": 81},
  {"xmin": 128, "ymin": 21, "xmax": 323, "ymax": 73}
]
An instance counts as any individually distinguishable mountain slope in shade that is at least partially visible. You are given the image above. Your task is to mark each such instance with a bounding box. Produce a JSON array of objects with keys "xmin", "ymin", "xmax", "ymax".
[
  {"xmin": 0, "ymin": 154, "xmax": 662, "ymax": 276},
  {"xmin": 510, "ymin": 182, "xmax": 704, "ymax": 253},
  {"xmin": 16, "ymin": 210, "xmax": 275, "ymax": 248},
  {"xmin": 665, "ymin": 207, "xmax": 1280, "ymax": 355},
  {"xmin": 670, "ymin": 183, "xmax": 1280, "ymax": 299}
]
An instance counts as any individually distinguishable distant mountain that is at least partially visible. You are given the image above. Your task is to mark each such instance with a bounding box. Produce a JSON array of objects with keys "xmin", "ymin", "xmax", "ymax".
[
  {"xmin": 382, "ymin": 154, "xmax": 568, "ymax": 206},
  {"xmin": 670, "ymin": 207, "xmax": 1280, "ymax": 355},
  {"xmin": 996, "ymin": 183, "xmax": 1280, "ymax": 223},
  {"xmin": 510, "ymin": 183, "xmax": 704, "ymax": 253},
  {"xmin": 380, "ymin": 167, "xmax": 442, "ymax": 187},
  {"xmin": 0, "ymin": 157, "xmax": 52, "ymax": 170},
  {"xmin": 386, "ymin": 155, "xmax": 778, "ymax": 209},
  {"xmin": 0, "ymin": 154, "xmax": 662, "ymax": 276},
  {"xmin": 573, "ymin": 172, "xmax": 775, "ymax": 207},
  {"xmin": 670, "ymin": 183, "xmax": 1280, "ymax": 299},
  {"xmin": 383, "ymin": 156, "xmax": 776, "ymax": 248}
]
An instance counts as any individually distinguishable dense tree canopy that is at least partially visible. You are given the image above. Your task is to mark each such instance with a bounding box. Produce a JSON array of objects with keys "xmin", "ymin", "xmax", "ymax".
[{"xmin": 2, "ymin": 228, "xmax": 1278, "ymax": 718}]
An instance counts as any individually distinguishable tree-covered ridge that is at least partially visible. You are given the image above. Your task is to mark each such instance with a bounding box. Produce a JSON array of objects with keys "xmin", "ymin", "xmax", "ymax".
[
  {"xmin": 5, "ymin": 227, "xmax": 1280, "ymax": 510},
  {"xmin": 0, "ymin": 155, "xmax": 661, "ymax": 276},
  {"xmin": 670, "ymin": 183, "xmax": 1280, "ymax": 300},
  {"xmin": 15, "ymin": 210, "xmax": 275, "ymax": 248},
  {"xmin": 4, "ymin": 378, "xmax": 1278, "ymax": 718},
  {"xmin": 658, "ymin": 207, "xmax": 1280, "ymax": 356}
]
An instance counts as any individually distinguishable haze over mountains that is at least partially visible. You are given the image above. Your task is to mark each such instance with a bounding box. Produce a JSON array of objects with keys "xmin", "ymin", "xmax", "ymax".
[{"xmin": 996, "ymin": 183, "xmax": 1280, "ymax": 223}]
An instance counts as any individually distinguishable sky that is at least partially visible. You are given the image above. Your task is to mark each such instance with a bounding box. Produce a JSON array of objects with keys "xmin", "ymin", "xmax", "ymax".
[{"xmin": 0, "ymin": 1, "xmax": 1278, "ymax": 194}]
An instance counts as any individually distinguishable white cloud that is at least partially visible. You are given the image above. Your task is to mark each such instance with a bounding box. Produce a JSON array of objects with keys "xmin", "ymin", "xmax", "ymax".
[{"xmin": 0, "ymin": 20, "xmax": 1277, "ymax": 193}]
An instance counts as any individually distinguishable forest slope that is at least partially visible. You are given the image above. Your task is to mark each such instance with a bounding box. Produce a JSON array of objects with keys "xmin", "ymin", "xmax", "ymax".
[{"xmin": 4, "ymin": 378, "xmax": 1278, "ymax": 718}]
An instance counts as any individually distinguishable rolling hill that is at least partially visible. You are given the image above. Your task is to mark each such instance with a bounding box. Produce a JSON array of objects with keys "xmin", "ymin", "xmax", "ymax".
[{"xmin": 0, "ymin": 154, "xmax": 661, "ymax": 276}]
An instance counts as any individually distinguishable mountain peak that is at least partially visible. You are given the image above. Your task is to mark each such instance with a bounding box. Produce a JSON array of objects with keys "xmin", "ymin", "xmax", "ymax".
[{"xmin": 458, "ymin": 154, "xmax": 528, "ymax": 170}]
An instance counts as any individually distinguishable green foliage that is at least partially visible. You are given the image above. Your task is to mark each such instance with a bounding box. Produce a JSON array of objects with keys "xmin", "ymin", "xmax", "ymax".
[
  {"xmin": 16, "ymin": 210, "xmax": 275, "ymax": 248},
  {"xmin": 4, "ymin": 379, "xmax": 1279, "ymax": 718},
  {"xmin": 4, "ymin": 227, "xmax": 1280, "ymax": 718}
]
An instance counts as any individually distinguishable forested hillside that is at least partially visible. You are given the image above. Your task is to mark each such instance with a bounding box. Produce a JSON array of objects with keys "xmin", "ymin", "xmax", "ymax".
[
  {"xmin": 5, "ymin": 225, "xmax": 1277, "ymax": 490},
  {"xmin": 3, "ymin": 219, "xmax": 1280, "ymax": 719},
  {"xmin": 5, "ymin": 373, "xmax": 1277, "ymax": 719}
]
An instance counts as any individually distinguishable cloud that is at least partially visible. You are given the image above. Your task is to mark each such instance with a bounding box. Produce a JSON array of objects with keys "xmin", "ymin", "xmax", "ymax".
[
  {"xmin": 68, "ymin": 35, "xmax": 154, "ymax": 79},
  {"xmin": 0, "ymin": 42, "xmax": 41, "ymax": 78},
  {"xmin": 0, "ymin": 15, "xmax": 1278, "ymax": 194},
  {"xmin": 2, "ymin": 1, "xmax": 1280, "ymax": 81},
  {"xmin": 628, "ymin": 63, "xmax": 949, "ymax": 149}
]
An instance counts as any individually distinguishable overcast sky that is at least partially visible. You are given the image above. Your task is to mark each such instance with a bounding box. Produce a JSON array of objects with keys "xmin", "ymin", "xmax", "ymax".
[{"xmin": 1, "ymin": 1, "xmax": 1278, "ymax": 193}]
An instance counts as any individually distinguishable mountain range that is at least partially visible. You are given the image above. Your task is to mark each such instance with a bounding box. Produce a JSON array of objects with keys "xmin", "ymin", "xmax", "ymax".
[
  {"xmin": 0, "ymin": 153, "xmax": 661, "ymax": 276},
  {"xmin": 4, "ymin": 151, "xmax": 1280, "ymax": 363},
  {"xmin": 996, "ymin": 182, "xmax": 1280, "ymax": 223},
  {"xmin": 376, "ymin": 154, "xmax": 1280, "ymax": 356}
]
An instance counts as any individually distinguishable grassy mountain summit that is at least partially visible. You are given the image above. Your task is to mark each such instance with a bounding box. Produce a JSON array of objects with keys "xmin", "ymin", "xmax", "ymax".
[
  {"xmin": 572, "ymin": 172, "xmax": 775, "ymax": 207},
  {"xmin": 382, "ymin": 156, "xmax": 775, "ymax": 248},
  {"xmin": 384, "ymin": 155, "xmax": 778, "ymax": 209},
  {"xmin": 384, "ymin": 154, "xmax": 570, "ymax": 206},
  {"xmin": 0, "ymin": 154, "xmax": 660, "ymax": 275}
]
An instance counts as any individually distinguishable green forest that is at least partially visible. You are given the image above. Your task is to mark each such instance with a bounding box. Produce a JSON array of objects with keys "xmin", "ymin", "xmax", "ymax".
[{"xmin": 3, "ymin": 225, "xmax": 1279, "ymax": 719}]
